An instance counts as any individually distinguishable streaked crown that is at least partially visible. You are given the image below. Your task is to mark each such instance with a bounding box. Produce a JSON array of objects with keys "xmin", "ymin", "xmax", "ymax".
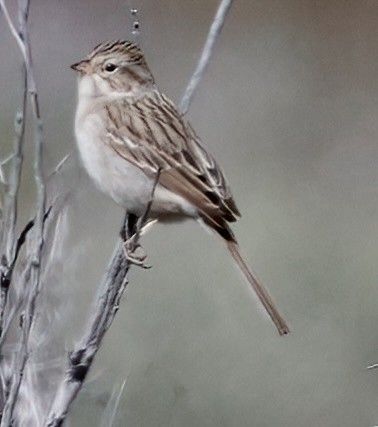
[
  {"xmin": 89, "ymin": 40, "xmax": 147, "ymax": 66},
  {"xmin": 71, "ymin": 40, "xmax": 155, "ymax": 93}
]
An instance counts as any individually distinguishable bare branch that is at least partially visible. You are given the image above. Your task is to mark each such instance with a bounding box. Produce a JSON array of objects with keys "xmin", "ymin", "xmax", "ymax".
[
  {"xmin": 102, "ymin": 378, "xmax": 128, "ymax": 427},
  {"xmin": 46, "ymin": 153, "xmax": 72, "ymax": 182},
  {"xmin": 45, "ymin": 241, "xmax": 129, "ymax": 427},
  {"xmin": 17, "ymin": 0, "xmax": 47, "ymax": 372},
  {"xmin": 45, "ymin": 169, "xmax": 161, "ymax": 426},
  {"xmin": 179, "ymin": 0, "xmax": 234, "ymax": 114},
  {"xmin": 0, "ymin": 93, "xmax": 27, "ymax": 340},
  {"xmin": 0, "ymin": 0, "xmax": 47, "ymax": 424},
  {"xmin": 367, "ymin": 363, "xmax": 378, "ymax": 370},
  {"xmin": 0, "ymin": 0, "xmax": 27, "ymax": 62},
  {"xmin": 0, "ymin": 3, "xmax": 29, "ymax": 419},
  {"xmin": 0, "ymin": 153, "xmax": 15, "ymax": 185}
]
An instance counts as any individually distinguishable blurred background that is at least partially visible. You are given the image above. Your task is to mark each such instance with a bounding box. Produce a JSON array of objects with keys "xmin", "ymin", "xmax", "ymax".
[{"xmin": 2, "ymin": 0, "xmax": 378, "ymax": 425}]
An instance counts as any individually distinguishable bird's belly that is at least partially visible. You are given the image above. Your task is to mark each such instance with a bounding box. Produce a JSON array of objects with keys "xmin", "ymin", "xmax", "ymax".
[{"xmin": 75, "ymin": 114, "xmax": 197, "ymax": 218}]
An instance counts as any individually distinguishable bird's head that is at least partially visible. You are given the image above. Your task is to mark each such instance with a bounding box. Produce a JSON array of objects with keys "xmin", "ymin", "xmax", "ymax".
[{"xmin": 71, "ymin": 40, "xmax": 155, "ymax": 98}]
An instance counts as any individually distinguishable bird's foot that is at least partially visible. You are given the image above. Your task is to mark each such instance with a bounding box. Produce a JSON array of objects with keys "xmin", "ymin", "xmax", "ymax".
[{"xmin": 123, "ymin": 235, "xmax": 151, "ymax": 269}]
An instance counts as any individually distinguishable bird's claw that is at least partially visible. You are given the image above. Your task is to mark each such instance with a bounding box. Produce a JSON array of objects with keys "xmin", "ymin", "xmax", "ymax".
[{"xmin": 123, "ymin": 237, "xmax": 151, "ymax": 269}]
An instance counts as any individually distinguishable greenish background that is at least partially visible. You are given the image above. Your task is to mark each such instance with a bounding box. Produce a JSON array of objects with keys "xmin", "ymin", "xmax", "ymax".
[{"xmin": 1, "ymin": 1, "xmax": 378, "ymax": 425}]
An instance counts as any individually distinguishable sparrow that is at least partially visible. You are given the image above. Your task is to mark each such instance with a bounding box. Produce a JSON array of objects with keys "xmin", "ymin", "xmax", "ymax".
[{"xmin": 71, "ymin": 40, "xmax": 289, "ymax": 335}]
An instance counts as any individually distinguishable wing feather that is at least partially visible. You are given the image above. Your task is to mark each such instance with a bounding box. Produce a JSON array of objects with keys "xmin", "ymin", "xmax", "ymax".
[{"xmin": 105, "ymin": 90, "xmax": 240, "ymax": 223}]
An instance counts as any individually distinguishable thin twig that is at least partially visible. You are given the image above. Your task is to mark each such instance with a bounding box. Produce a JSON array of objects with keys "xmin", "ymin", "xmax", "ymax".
[
  {"xmin": 0, "ymin": 2, "xmax": 29, "ymax": 421},
  {"xmin": 103, "ymin": 378, "xmax": 128, "ymax": 427},
  {"xmin": 367, "ymin": 363, "xmax": 378, "ymax": 370},
  {"xmin": 179, "ymin": 0, "xmax": 234, "ymax": 114},
  {"xmin": 0, "ymin": 0, "xmax": 27, "ymax": 63},
  {"xmin": 0, "ymin": 55, "xmax": 27, "ymax": 343},
  {"xmin": 0, "ymin": 0, "xmax": 47, "ymax": 425},
  {"xmin": 0, "ymin": 155, "xmax": 74, "ymax": 356},
  {"xmin": 0, "ymin": 153, "xmax": 15, "ymax": 185},
  {"xmin": 127, "ymin": 167, "xmax": 161, "ymax": 253},
  {"xmin": 0, "ymin": 209, "xmax": 52, "ymax": 352},
  {"xmin": 46, "ymin": 152, "xmax": 72, "ymax": 182}
]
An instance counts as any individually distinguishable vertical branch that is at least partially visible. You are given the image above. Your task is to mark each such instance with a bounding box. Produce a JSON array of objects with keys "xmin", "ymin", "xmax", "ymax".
[
  {"xmin": 179, "ymin": 0, "xmax": 234, "ymax": 114},
  {"xmin": 18, "ymin": 0, "xmax": 47, "ymax": 369},
  {"xmin": 0, "ymin": 0, "xmax": 27, "ymax": 340},
  {"xmin": 0, "ymin": 74, "xmax": 27, "ymax": 338},
  {"xmin": 0, "ymin": 0, "xmax": 29, "ymax": 421},
  {"xmin": 0, "ymin": 0, "xmax": 46, "ymax": 425}
]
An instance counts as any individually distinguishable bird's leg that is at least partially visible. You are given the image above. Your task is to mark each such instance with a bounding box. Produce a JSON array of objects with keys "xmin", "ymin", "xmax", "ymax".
[
  {"xmin": 121, "ymin": 168, "xmax": 162, "ymax": 268},
  {"xmin": 121, "ymin": 213, "xmax": 149, "ymax": 268}
]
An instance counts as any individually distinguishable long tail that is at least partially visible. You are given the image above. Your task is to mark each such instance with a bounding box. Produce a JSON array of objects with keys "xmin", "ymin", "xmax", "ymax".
[{"xmin": 227, "ymin": 240, "xmax": 290, "ymax": 335}]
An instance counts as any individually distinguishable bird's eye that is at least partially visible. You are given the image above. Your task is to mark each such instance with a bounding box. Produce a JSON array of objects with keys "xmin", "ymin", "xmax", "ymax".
[{"xmin": 104, "ymin": 63, "xmax": 117, "ymax": 72}]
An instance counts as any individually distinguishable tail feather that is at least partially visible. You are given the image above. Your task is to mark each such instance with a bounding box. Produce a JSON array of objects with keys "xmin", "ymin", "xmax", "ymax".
[
  {"xmin": 227, "ymin": 240, "xmax": 290, "ymax": 336},
  {"xmin": 200, "ymin": 213, "xmax": 289, "ymax": 335}
]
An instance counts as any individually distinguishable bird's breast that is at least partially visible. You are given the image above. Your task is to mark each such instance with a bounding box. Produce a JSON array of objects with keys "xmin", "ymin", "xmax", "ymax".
[{"xmin": 74, "ymin": 107, "xmax": 197, "ymax": 218}]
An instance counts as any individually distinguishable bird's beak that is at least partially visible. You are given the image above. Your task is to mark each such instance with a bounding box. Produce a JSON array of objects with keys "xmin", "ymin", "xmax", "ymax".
[{"xmin": 70, "ymin": 60, "xmax": 90, "ymax": 74}]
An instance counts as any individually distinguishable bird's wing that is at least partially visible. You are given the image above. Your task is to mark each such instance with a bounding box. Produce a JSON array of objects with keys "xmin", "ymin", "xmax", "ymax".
[{"xmin": 104, "ymin": 90, "xmax": 240, "ymax": 227}]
